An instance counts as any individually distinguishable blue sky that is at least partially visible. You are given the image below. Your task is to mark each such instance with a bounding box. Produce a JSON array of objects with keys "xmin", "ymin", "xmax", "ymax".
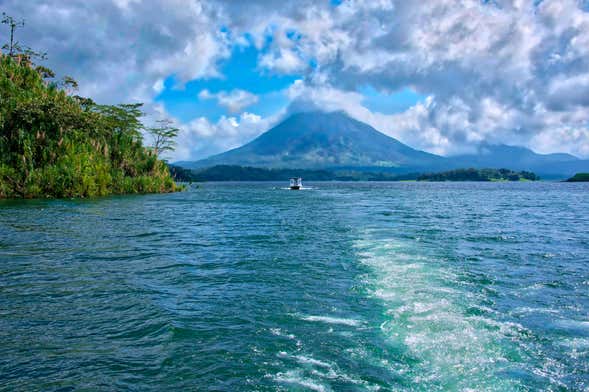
[
  {"xmin": 155, "ymin": 39, "xmax": 426, "ymax": 124},
  {"xmin": 155, "ymin": 45, "xmax": 297, "ymax": 122}
]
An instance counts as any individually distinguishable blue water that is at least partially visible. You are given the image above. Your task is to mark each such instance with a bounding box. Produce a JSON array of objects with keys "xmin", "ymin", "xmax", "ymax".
[{"xmin": 1, "ymin": 182, "xmax": 588, "ymax": 391}]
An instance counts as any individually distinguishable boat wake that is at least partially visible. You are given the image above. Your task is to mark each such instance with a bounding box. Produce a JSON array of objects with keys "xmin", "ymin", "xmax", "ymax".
[
  {"xmin": 353, "ymin": 232, "xmax": 528, "ymax": 390},
  {"xmin": 278, "ymin": 186, "xmax": 314, "ymax": 190},
  {"xmin": 298, "ymin": 314, "xmax": 363, "ymax": 327}
]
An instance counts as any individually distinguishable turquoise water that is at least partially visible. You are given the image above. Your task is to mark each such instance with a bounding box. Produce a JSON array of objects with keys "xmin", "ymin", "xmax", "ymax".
[{"xmin": 1, "ymin": 182, "xmax": 588, "ymax": 391}]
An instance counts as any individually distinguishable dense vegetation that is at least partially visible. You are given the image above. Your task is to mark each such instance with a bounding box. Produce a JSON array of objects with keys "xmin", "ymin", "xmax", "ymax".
[
  {"xmin": 0, "ymin": 17, "xmax": 179, "ymax": 198},
  {"xmin": 176, "ymin": 165, "xmax": 337, "ymax": 182},
  {"xmin": 565, "ymin": 173, "xmax": 589, "ymax": 182},
  {"xmin": 182, "ymin": 165, "xmax": 425, "ymax": 181},
  {"xmin": 176, "ymin": 165, "xmax": 534, "ymax": 182},
  {"xmin": 417, "ymin": 168, "xmax": 539, "ymax": 182}
]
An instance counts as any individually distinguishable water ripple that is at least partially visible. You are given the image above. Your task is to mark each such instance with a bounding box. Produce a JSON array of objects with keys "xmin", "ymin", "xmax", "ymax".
[{"xmin": 1, "ymin": 182, "xmax": 588, "ymax": 390}]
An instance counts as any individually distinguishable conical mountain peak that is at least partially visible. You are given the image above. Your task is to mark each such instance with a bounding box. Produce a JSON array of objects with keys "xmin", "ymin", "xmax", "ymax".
[{"xmin": 191, "ymin": 111, "xmax": 442, "ymax": 169}]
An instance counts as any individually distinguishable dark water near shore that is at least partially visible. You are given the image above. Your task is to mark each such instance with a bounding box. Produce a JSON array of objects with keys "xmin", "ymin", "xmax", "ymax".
[{"xmin": 1, "ymin": 182, "xmax": 588, "ymax": 391}]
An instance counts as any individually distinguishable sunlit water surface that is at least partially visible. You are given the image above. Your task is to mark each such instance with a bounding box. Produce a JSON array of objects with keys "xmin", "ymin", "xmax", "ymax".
[{"xmin": 1, "ymin": 182, "xmax": 588, "ymax": 391}]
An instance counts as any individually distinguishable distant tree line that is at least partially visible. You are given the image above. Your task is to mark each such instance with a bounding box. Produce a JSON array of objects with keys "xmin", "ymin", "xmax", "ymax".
[
  {"xmin": 170, "ymin": 165, "xmax": 539, "ymax": 182},
  {"xmin": 565, "ymin": 173, "xmax": 589, "ymax": 182},
  {"xmin": 0, "ymin": 13, "xmax": 180, "ymax": 198},
  {"xmin": 417, "ymin": 168, "xmax": 539, "ymax": 182},
  {"xmin": 171, "ymin": 165, "xmax": 337, "ymax": 182}
]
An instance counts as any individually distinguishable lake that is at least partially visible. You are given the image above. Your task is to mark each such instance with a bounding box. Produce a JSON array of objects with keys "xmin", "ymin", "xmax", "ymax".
[{"xmin": 1, "ymin": 182, "xmax": 588, "ymax": 391}]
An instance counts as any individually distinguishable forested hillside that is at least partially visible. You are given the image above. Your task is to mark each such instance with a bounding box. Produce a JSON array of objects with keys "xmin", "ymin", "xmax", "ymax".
[{"xmin": 0, "ymin": 17, "xmax": 178, "ymax": 198}]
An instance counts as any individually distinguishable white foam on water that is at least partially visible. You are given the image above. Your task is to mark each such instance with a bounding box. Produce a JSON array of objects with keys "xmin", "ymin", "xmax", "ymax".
[
  {"xmin": 274, "ymin": 370, "xmax": 330, "ymax": 392},
  {"xmin": 273, "ymin": 352, "xmax": 375, "ymax": 389},
  {"xmin": 531, "ymin": 356, "xmax": 568, "ymax": 389},
  {"xmin": 557, "ymin": 319, "xmax": 589, "ymax": 330},
  {"xmin": 279, "ymin": 186, "xmax": 314, "ymax": 190},
  {"xmin": 509, "ymin": 306, "xmax": 560, "ymax": 316},
  {"xmin": 354, "ymin": 235, "xmax": 524, "ymax": 390},
  {"xmin": 293, "ymin": 355, "xmax": 333, "ymax": 369},
  {"xmin": 299, "ymin": 314, "xmax": 364, "ymax": 327},
  {"xmin": 270, "ymin": 327, "xmax": 297, "ymax": 340},
  {"xmin": 558, "ymin": 336, "xmax": 589, "ymax": 361}
]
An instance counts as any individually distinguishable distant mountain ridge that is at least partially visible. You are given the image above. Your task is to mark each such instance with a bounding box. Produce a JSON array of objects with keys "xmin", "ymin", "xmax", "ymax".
[
  {"xmin": 449, "ymin": 143, "xmax": 588, "ymax": 178},
  {"xmin": 178, "ymin": 111, "xmax": 589, "ymax": 178}
]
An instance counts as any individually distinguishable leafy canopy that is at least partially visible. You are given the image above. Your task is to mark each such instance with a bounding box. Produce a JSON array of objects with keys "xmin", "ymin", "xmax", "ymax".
[
  {"xmin": 147, "ymin": 119, "xmax": 180, "ymax": 158},
  {"xmin": 0, "ymin": 13, "xmax": 181, "ymax": 198}
]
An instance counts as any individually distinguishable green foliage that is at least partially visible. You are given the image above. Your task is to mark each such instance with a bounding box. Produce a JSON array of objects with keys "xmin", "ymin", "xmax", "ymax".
[
  {"xmin": 187, "ymin": 165, "xmax": 336, "ymax": 181},
  {"xmin": 565, "ymin": 173, "xmax": 589, "ymax": 182},
  {"xmin": 0, "ymin": 54, "xmax": 179, "ymax": 198},
  {"xmin": 417, "ymin": 168, "xmax": 539, "ymax": 182},
  {"xmin": 171, "ymin": 165, "xmax": 541, "ymax": 183},
  {"xmin": 174, "ymin": 165, "xmax": 420, "ymax": 182},
  {"xmin": 0, "ymin": 12, "xmax": 180, "ymax": 198},
  {"xmin": 146, "ymin": 119, "xmax": 179, "ymax": 158}
]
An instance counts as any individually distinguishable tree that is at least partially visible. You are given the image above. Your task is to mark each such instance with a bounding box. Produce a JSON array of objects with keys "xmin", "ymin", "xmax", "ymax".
[
  {"xmin": 61, "ymin": 75, "xmax": 78, "ymax": 93},
  {"xmin": 1, "ymin": 13, "xmax": 24, "ymax": 57},
  {"xmin": 146, "ymin": 119, "xmax": 179, "ymax": 157},
  {"xmin": 35, "ymin": 65, "xmax": 55, "ymax": 79},
  {"xmin": 1, "ymin": 13, "xmax": 46, "ymax": 63}
]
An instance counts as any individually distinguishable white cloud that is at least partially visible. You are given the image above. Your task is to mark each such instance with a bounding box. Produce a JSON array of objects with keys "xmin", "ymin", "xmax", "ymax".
[
  {"xmin": 221, "ymin": 0, "xmax": 589, "ymax": 158},
  {"xmin": 152, "ymin": 78, "xmax": 165, "ymax": 94},
  {"xmin": 4, "ymin": 0, "xmax": 589, "ymax": 159},
  {"xmin": 171, "ymin": 111, "xmax": 277, "ymax": 161},
  {"xmin": 259, "ymin": 48, "xmax": 307, "ymax": 74},
  {"xmin": 111, "ymin": 0, "xmax": 141, "ymax": 11},
  {"xmin": 2, "ymin": 0, "xmax": 229, "ymax": 105},
  {"xmin": 198, "ymin": 89, "xmax": 259, "ymax": 113}
]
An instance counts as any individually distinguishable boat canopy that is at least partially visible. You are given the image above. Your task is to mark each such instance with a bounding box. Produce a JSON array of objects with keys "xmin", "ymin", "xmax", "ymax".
[{"xmin": 290, "ymin": 178, "xmax": 302, "ymax": 187}]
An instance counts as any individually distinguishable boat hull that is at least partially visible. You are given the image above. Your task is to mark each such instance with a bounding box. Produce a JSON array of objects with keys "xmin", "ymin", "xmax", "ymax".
[{"xmin": 290, "ymin": 186, "xmax": 301, "ymax": 190}]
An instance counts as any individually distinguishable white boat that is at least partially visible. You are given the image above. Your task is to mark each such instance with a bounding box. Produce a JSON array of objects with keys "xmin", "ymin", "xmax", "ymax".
[{"xmin": 290, "ymin": 177, "xmax": 302, "ymax": 190}]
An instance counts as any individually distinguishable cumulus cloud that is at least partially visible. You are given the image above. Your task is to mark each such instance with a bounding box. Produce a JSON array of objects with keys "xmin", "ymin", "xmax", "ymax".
[
  {"xmin": 259, "ymin": 48, "xmax": 307, "ymax": 74},
  {"xmin": 172, "ymin": 112, "xmax": 277, "ymax": 161},
  {"xmin": 3, "ymin": 0, "xmax": 589, "ymax": 159},
  {"xmin": 223, "ymin": 0, "xmax": 589, "ymax": 157},
  {"xmin": 199, "ymin": 89, "xmax": 259, "ymax": 113},
  {"xmin": 0, "ymin": 0, "xmax": 229, "ymax": 104}
]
